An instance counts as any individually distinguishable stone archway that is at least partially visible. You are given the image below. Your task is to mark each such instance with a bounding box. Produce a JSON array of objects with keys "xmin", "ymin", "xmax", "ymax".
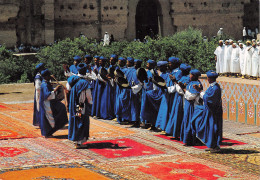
[
  {"xmin": 135, "ymin": 0, "xmax": 160, "ymax": 40},
  {"xmin": 126, "ymin": 0, "xmax": 173, "ymax": 41}
]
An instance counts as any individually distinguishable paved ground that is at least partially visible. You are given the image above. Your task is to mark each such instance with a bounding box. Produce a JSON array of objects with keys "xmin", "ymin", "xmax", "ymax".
[{"xmin": 0, "ymin": 81, "xmax": 259, "ymax": 180}]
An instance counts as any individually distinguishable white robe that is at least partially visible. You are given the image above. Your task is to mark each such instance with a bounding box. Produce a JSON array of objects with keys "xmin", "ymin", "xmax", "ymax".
[
  {"xmin": 251, "ymin": 47, "xmax": 259, "ymax": 77},
  {"xmin": 243, "ymin": 46, "xmax": 253, "ymax": 76},
  {"xmin": 239, "ymin": 47, "xmax": 246, "ymax": 75},
  {"xmin": 103, "ymin": 34, "xmax": 110, "ymax": 46},
  {"xmin": 223, "ymin": 45, "xmax": 232, "ymax": 73},
  {"xmin": 230, "ymin": 46, "xmax": 240, "ymax": 73},
  {"xmin": 214, "ymin": 46, "xmax": 225, "ymax": 73}
]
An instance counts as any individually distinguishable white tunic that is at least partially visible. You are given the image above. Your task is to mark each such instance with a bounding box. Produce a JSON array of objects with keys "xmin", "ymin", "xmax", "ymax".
[
  {"xmin": 251, "ymin": 47, "xmax": 259, "ymax": 77},
  {"xmin": 239, "ymin": 46, "xmax": 246, "ymax": 75},
  {"xmin": 223, "ymin": 45, "xmax": 232, "ymax": 73},
  {"xmin": 243, "ymin": 46, "xmax": 253, "ymax": 75},
  {"xmin": 103, "ymin": 33, "xmax": 110, "ymax": 46},
  {"xmin": 214, "ymin": 46, "xmax": 225, "ymax": 73},
  {"xmin": 230, "ymin": 46, "xmax": 240, "ymax": 73}
]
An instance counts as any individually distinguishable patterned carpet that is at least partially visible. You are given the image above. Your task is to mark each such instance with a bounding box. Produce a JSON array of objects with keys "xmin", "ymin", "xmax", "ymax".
[
  {"xmin": 0, "ymin": 102, "xmax": 259, "ymax": 179},
  {"xmin": 0, "ymin": 162, "xmax": 121, "ymax": 180},
  {"xmin": 0, "ymin": 103, "xmax": 40, "ymax": 140}
]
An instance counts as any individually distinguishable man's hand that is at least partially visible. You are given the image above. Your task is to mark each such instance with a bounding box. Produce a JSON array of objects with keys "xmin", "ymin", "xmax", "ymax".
[
  {"xmin": 193, "ymin": 84, "xmax": 202, "ymax": 92},
  {"xmin": 54, "ymin": 85, "xmax": 61, "ymax": 92}
]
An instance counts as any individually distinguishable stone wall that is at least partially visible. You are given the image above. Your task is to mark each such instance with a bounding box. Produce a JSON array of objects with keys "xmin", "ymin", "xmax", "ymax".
[{"xmin": 0, "ymin": 0, "xmax": 258, "ymax": 47}]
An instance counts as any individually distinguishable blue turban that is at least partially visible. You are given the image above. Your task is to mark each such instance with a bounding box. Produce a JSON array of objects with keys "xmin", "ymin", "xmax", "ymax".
[
  {"xmin": 84, "ymin": 54, "xmax": 92, "ymax": 58},
  {"xmin": 134, "ymin": 59, "xmax": 142, "ymax": 63},
  {"xmin": 118, "ymin": 57, "xmax": 126, "ymax": 62},
  {"xmin": 157, "ymin": 61, "xmax": 168, "ymax": 67},
  {"xmin": 110, "ymin": 54, "xmax": 118, "ymax": 59},
  {"xmin": 147, "ymin": 59, "xmax": 154, "ymax": 64},
  {"xmin": 127, "ymin": 57, "xmax": 134, "ymax": 63},
  {"xmin": 77, "ymin": 63, "xmax": 87, "ymax": 71},
  {"xmin": 99, "ymin": 56, "xmax": 107, "ymax": 61},
  {"xmin": 190, "ymin": 69, "xmax": 201, "ymax": 76},
  {"xmin": 180, "ymin": 63, "xmax": 191, "ymax": 71},
  {"xmin": 41, "ymin": 69, "xmax": 51, "ymax": 77},
  {"xmin": 35, "ymin": 63, "xmax": 44, "ymax": 70},
  {"xmin": 94, "ymin": 55, "xmax": 100, "ymax": 59},
  {"xmin": 73, "ymin": 55, "xmax": 81, "ymax": 61},
  {"xmin": 168, "ymin": 57, "xmax": 180, "ymax": 63},
  {"xmin": 206, "ymin": 70, "xmax": 218, "ymax": 78}
]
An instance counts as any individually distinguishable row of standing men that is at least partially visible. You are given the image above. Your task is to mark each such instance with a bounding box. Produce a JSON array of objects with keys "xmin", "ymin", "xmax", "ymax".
[
  {"xmin": 33, "ymin": 55, "xmax": 223, "ymax": 151},
  {"xmin": 214, "ymin": 39, "xmax": 260, "ymax": 79}
]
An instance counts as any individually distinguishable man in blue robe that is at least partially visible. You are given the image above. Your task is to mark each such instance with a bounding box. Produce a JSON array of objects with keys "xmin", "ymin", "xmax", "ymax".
[
  {"xmin": 39, "ymin": 69, "xmax": 68, "ymax": 138},
  {"xmin": 156, "ymin": 57, "xmax": 181, "ymax": 131},
  {"xmin": 134, "ymin": 59, "xmax": 143, "ymax": 69},
  {"xmin": 64, "ymin": 55, "xmax": 82, "ymax": 77},
  {"xmin": 180, "ymin": 69, "xmax": 202, "ymax": 146},
  {"xmin": 141, "ymin": 61, "xmax": 168, "ymax": 131},
  {"xmin": 125, "ymin": 58, "xmax": 142, "ymax": 127},
  {"xmin": 33, "ymin": 63, "xmax": 45, "ymax": 126},
  {"xmin": 115, "ymin": 57, "xmax": 131, "ymax": 124},
  {"xmin": 100, "ymin": 54, "xmax": 118, "ymax": 120},
  {"xmin": 192, "ymin": 70, "xmax": 223, "ymax": 152},
  {"xmin": 165, "ymin": 63, "xmax": 191, "ymax": 138},
  {"xmin": 140, "ymin": 59, "xmax": 156, "ymax": 128},
  {"xmin": 91, "ymin": 56, "xmax": 107, "ymax": 118},
  {"xmin": 90, "ymin": 55, "xmax": 100, "ymax": 97},
  {"xmin": 68, "ymin": 63, "xmax": 93, "ymax": 149}
]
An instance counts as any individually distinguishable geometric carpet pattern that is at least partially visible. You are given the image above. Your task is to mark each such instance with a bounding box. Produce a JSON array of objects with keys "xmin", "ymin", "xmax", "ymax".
[
  {"xmin": 0, "ymin": 103, "xmax": 40, "ymax": 140},
  {"xmin": 0, "ymin": 102, "xmax": 259, "ymax": 179}
]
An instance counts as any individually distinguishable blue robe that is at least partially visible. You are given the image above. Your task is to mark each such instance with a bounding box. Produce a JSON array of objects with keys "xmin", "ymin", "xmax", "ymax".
[
  {"xmin": 156, "ymin": 68, "xmax": 182, "ymax": 130},
  {"xmin": 125, "ymin": 66, "xmax": 141, "ymax": 122},
  {"xmin": 100, "ymin": 65, "xmax": 118, "ymax": 120},
  {"xmin": 39, "ymin": 80, "xmax": 68, "ymax": 137},
  {"xmin": 33, "ymin": 73, "xmax": 42, "ymax": 126},
  {"xmin": 191, "ymin": 83, "xmax": 223, "ymax": 148},
  {"xmin": 140, "ymin": 69, "xmax": 154, "ymax": 124},
  {"xmin": 69, "ymin": 64, "xmax": 78, "ymax": 74},
  {"xmin": 180, "ymin": 80, "xmax": 202, "ymax": 145},
  {"xmin": 165, "ymin": 75, "xmax": 190, "ymax": 138},
  {"xmin": 140, "ymin": 72, "xmax": 168, "ymax": 126},
  {"xmin": 68, "ymin": 78, "xmax": 92, "ymax": 141},
  {"xmin": 90, "ymin": 65, "xmax": 99, "ymax": 107},
  {"xmin": 115, "ymin": 67, "xmax": 131, "ymax": 123},
  {"xmin": 91, "ymin": 66, "xmax": 104, "ymax": 118}
]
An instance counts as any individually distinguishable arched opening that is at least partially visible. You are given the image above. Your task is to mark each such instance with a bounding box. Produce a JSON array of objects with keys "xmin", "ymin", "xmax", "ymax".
[{"xmin": 135, "ymin": 0, "xmax": 161, "ymax": 41}]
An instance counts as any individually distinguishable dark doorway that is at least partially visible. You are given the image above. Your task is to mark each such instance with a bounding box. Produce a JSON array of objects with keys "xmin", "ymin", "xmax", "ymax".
[{"xmin": 136, "ymin": 0, "xmax": 159, "ymax": 41}]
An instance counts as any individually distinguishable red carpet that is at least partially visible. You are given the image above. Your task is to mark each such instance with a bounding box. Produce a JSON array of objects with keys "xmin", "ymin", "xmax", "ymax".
[
  {"xmin": 155, "ymin": 134, "xmax": 247, "ymax": 149},
  {"xmin": 137, "ymin": 160, "xmax": 226, "ymax": 180},
  {"xmin": 0, "ymin": 147, "xmax": 28, "ymax": 157},
  {"xmin": 84, "ymin": 138, "xmax": 165, "ymax": 158}
]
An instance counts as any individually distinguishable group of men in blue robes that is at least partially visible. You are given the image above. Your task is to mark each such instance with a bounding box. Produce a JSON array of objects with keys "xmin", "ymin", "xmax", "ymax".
[{"xmin": 33, "ymin": 53, "xmax": 223, "ymax": 151}]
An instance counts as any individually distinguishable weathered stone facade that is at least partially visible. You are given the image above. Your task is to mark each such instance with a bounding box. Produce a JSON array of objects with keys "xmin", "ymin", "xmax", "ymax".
[{"xmin": 0, "ymin": 0, "xmax": 259, "ymax": 47}]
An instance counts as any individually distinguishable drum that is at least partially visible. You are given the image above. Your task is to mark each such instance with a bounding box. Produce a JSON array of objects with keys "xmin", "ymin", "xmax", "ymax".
[
  {"xmin": 136, "ymin": 68, "xmax": 148, "ymax": 82},
  {"xmin": 99, "ymin": 67, "xmax": 108, "ymax": 81},
  {"xmin": 152, "ymin": 75, "xmax": 166, "ymax": 88},
  {"xmin": 115, "ymin": 77, "xmax": 129, "ymax": 88},
  {"xmin": 108, "ymin": 66, "xmax": 115, "ymax": 78},
  {"xmin": 114, "ymin": 69, "xmax": 125, "ymax": 78},
  {"xmin": 52, "ymin": 83, "xmax": 65, "ymax": 101}
]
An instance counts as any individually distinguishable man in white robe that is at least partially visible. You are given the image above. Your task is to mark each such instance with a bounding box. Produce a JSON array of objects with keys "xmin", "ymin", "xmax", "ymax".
[
  {"xmin": 214, "ymin": 40, "xmax": 224, "ymax": 74},
  {"xmin": 250, "ymin": 43, "xmax": 259, "ymax": 79},
  {"xmin": 103, "ymin": 32, "xmax": 110, "ymax": 46},
  {"xmin": 223, "ymin": 40, "xmax": 232, "ymax": 76},
  {"xmin": 242, "ymin": 41, "xmax": 253, "ymax": 79},
  {"xmin": 230, "ymin": 43, "xmax": 240, "ymax": 76},
  {"xmin": 239, "ymin": 43, "xmax": 245, "ymax": 76}
]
